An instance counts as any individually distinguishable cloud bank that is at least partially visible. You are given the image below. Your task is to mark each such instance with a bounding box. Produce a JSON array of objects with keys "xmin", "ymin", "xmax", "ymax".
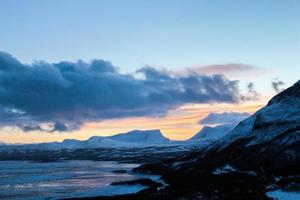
[
  {"xmin": 199, "ymin": 111, "xmax": 250, "ymax": 125},
  {"xmin": 0, "ymin": 52, "xmax": 248, "ymax": 132}
]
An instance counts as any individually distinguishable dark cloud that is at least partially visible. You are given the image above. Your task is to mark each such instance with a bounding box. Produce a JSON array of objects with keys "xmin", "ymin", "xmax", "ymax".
[
  {"xmin": 272, "ymin": 79, "xmax": 285, "ymax": 93},
  {"xmin": 199, "ymin": 111, "xmax": 250, "ymax": 125},
  {"xmin": 17, "ymin": 121, "xmax": 81, "ymax": 133},
  {"xmin": 17, "ymin": 123, "xmax": 44, "ymax": 132},
  {"xmin": 240, "ymin": 82, "xmax": 260, "ymax": 101},
  {"xmin": 51, "ymin": 122, "xmax": 70, "ymax": 132},
  {"xmin": 50, "ymin": 122, "xmax": 82, "ymax": 132},
  {"xmin": 0, "ymin": 52, "xmax": 247, "ymax": 132}
]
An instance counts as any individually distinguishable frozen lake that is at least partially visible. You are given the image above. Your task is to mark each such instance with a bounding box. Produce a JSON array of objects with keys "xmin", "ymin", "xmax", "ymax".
[{"xmin": 0, "ymin": 160, "xmax": 158, "ymax": 200}]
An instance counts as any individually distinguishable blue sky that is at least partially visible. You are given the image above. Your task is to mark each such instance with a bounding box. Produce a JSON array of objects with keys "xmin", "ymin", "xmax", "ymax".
[
  {"xmin": 1, "ymin": 1, "xmax": 299, "ymax": 79},
  {"xmin": 0, "ymin": 0, "xmax": 299, "ymax": 143}
]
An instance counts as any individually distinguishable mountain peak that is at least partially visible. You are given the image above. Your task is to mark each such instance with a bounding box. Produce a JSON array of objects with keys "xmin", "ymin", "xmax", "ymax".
[
  {"xmin": 109, "ymin": 129, "xmax": 170, "ymax": 143},
  {"xmin": 189, "ymin": 124, "xmax": 235, "ymax": 141},
  {"xmin": 136, "ymin": 81, "xmax": 300, "ymax": 196},
  {"xmin": 218, "ymin": 80, "xmax": 300, "ymax": 147},
  {"xmin": 126, "ymin": 129, "xmax": 162, "ymax": 135},
  {"xmin": 268, "ymin": 79, "xmax": 300, "ymax": 106},
  {"xmin": 129, "ymin": 129, "xmax": 160, "ymax": 132}
]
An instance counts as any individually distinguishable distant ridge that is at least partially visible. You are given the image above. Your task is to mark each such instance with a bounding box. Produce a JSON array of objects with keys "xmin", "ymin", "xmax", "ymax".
[
  {"xmin": 1, "ymin": 129, "xmax": 173, "ymax": 150},
  {"xmin": 188, "ymin": 124, "xmax": 235, "ymax": 141},
  {"xmin": 137, "ymin": 80, "xmax": 300, "ymax": 191}
]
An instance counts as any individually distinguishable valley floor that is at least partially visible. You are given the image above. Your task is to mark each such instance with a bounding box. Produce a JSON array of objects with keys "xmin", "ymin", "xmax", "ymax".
[{"xmin": 0, "ymin": 145, "xmax": 299, "ymax": 200}]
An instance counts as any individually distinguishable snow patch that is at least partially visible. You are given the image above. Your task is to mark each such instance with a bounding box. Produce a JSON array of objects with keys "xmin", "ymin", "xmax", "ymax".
[
  {"xmin": 213, "ymin": 164, "xmax": 237, "ymax": 175},
  {"xmin": 266, "ymin": 190, "xmax": 300, "ymax": 200}
]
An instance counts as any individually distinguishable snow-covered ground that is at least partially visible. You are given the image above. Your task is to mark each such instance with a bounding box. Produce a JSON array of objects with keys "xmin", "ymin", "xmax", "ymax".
[
  {"xmin": 212, "ymin": 164, "xmax": 237, "ymax": 175},
  {"xmin": 266, "ymin": 190, "xmax": 300, "ymax": 200},
  {"xmin": 216, "ymin": 81, "xmax": 300, "ymax": 150}
]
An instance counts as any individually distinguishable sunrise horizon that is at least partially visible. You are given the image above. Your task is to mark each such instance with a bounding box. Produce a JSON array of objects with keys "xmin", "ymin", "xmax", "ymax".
[
  {"xmin": 0, "ymin": 1, "xmax": 299, "ymax": 199},
  {"xmin": 0, "ymin": 51, "xmax": 276, "ymax": 144}
]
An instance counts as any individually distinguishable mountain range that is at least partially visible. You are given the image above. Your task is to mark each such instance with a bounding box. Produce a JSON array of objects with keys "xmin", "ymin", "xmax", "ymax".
[
  {"xmin": 1, "ymin": 80, "xmax": 299, "ymax": 199},
  {"xmin": 0, "ymin": 124, "xmax": 236, "ymax": 151},
  {"xmin": 133, "ymin": 80, "xmax": 300, "ymax": 199}
]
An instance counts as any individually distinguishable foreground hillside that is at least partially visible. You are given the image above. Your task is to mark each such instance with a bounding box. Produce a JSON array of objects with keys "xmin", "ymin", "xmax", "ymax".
[{"xmin": 129, "ymin": 81, "xmax": 300, "ymax": 199}]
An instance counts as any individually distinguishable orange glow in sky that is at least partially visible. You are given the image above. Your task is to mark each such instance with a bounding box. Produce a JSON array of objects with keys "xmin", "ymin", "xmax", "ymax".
[{"xmin": 0, "ymin": 97, "xmax": 268, "ymax": 144}]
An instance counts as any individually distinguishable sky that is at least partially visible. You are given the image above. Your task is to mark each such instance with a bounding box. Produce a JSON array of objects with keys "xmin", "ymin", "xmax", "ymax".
[{"xmin": 0, "ymin": 0, "xmax": 299, "ymax": 143}]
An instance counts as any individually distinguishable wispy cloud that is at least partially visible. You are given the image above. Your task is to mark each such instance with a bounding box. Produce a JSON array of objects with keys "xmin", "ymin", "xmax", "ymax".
[
  {"xmin": 241, "ymin": 82, "xmax": 260, "ymax": 101},
  {"xmin": 183, "ymin": 63, "xmax": 263, "ymax": 78}
]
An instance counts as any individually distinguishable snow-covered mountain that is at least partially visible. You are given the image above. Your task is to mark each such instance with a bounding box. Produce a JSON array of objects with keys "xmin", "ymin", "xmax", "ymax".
[
  {"xmin": 188, "ymin": 124, "xmax": 235, "ymax": 141},
  {"xmin": 136, "ymin": 80, "xmax": 300, "ymax": 197},
  {"xmin": 218, "ymin": 80, "xmax": 300, "ymax": 148},
  {"xmin": 0, "ymin": 124, "xmax": 241, "ymax": 152},
  {"xmin": 109, "ymin": 130, "xmax": 170, "ymax": 143},
  {"xmin": 79, "ymin": 130, "xmax": 171, "ymax": 149},
  {"xmin": 1, "ymin": 129, "xmax": 174, "ymax": 151},
  {"xmin": 87, "ymin": 129, "xmax": 172, "ymax": 148}
]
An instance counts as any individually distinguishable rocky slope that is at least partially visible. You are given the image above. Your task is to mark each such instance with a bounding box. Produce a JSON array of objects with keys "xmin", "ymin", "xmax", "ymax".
[{"xmin": 134, "ymin": 80, "xmax": 300, "ymax": 199}]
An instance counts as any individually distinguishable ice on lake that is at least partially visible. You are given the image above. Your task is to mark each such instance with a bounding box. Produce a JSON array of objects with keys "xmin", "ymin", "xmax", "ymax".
[{"xmin": 0, "ymin": 160, "xmax": 157, "ymax": 200}]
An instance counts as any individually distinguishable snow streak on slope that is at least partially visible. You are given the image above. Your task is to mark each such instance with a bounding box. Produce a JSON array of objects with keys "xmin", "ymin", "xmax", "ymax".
[
  {"xmin": 189, "ymin": 124, "xmax": 235, "ymax": 141},
  {"xmin": 136, "ymin": 80, "xmax": 300, "ymax": 182},
  {"xmin": 218, "ymin": 80, "xmax": 300, "ymax": 148}
]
